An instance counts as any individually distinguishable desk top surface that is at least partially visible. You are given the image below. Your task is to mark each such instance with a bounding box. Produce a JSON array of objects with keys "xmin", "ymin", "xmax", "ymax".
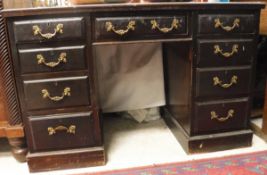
[{"xmin": 1, "ymin": 1, "xmax": 266, "ymax": 17}]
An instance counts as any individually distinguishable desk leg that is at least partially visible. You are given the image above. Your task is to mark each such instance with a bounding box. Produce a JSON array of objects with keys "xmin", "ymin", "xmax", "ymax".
[
  {"xmin": 4, "ymin": 125, "xmax": 27, "ymax": 162},
  {"xmin": 262, "ymin": 81, "xmax": 267, "ymax": 134},
  {"xmin": 8, "ymin": 137, "xmax": 27, "ymax": 162}
]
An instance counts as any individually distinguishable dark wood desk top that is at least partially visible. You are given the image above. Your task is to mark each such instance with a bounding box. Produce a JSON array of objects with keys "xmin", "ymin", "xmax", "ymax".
[{"xmin": 2, "ymin": 1, "xmax": 265, "ymax": 17}]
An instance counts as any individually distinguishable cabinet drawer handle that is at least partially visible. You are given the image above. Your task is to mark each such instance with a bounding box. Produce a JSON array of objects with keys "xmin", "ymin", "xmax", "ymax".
[
  {"xmin": 32, "ymin": 23, "xmax": 64, "ymax": 39},
  {"xmin": 214, "ymin": 44, "xmax": 239, "ymax": 58},
  {"xmin": 210, "ymin": 109, "xmax": 234, "ymax": 122},
  {"xmin": 41, "ymin": 87, "xmax": 71, "ymax": 102},
  {"xmin": 105, "ymin": 21, "xmax": 135, "ymax": 36},
  {"xmin": 151, "ymin": 18, "xmax": 179, "ymax": 33},
  {"xmin": 214, "ymin": 18, "xmax": 240, "ymax": 32},
  {"xmin": 47, "ymin": 125, "xmax": 76, "ymax": 135},
  {"xmin": 213, "ymin": 75, "xmax": 238, "ymax": 88},
  {"xmin": 37, "ymin": 52, "xmax": 67, "ymax": 68}
]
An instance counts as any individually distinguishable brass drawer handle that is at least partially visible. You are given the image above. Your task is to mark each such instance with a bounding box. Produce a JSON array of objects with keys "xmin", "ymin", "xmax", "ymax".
[
  {"xmin": 37, "ymin": 52, "xmax": 67, "ymax": 68},
  {"xmin": 47, "ymin": 125, "xmax": 76, "ymax": 135},
  {"xmin": 210, "ymin": 109, "xmax": 234, "ymax": 122},
  {"xmin": 41, "ymin": 87, "xmax": 71, "ymax": 102},
  {"xmin": 105, "ymin": 21, "xmax": 136, "ymax": 36},
  {"xmin": 32, "ymin": 23, "xmax": 64, "ymax": 39},
  {"xmin": 214, "ymin": 18, "xmax": 240, "ymax": 32},
  {"xmin": 214, "ymin": 44, "xmax": 239, "ymax": 58},
  {"xmin": 213, "ymin": 75, "xmax": 238, "ymax": 88},
  {"xmin": 151, "ymin": 18, "xmax": 179, "ymax": 33}
]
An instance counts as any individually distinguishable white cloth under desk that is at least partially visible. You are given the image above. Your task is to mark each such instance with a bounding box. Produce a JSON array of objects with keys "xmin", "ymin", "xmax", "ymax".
[{"xmin": 95, "ymin": 43, "xmax": 166, "ymax": 113}]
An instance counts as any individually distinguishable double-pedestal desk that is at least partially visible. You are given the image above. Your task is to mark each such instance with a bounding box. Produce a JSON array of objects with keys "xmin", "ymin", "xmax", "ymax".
[{"xmin": 0, "ymin": 1, "xmax": 265, "ymax": 172}]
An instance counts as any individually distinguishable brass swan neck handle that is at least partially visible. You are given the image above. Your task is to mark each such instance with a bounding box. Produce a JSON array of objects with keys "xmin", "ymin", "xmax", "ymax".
[
  {"xmin": 211, "ymin": 109, "xmax": 235, "ymax": 122},
  {"xmin": 213, "ymin": 75, "xmax": 238, "ymax": 89},
  {"xmin": 214, "ymin": 18, "xmax": 240, "ymax": 32},
  {"xmin": 151, "ymin": 18, "xmax": 180, "ymax": 33},
  {"xmin": 105, "ymin": 21, "xmax": 136, "ymax": 36},
  {"xmin": 214, "ymin": 44, "xmax": 239, "ymax": 58},
  {"xmin": 32, "ymin": 23, "xmax": 63, "ymax": 39},
  {"xmin": 48, "ymin": 125, "xmax": 76, "ymax": 135},
  {"xmin": 41, "ymin": 87, "xmax": 71, "ymax": 102},
  {"xmin": 37, "ymin": 52, "xmax": 67, "ymax": 68}
]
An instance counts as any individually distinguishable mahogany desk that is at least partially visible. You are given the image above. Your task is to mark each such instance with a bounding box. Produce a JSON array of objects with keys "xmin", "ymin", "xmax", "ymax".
[{"xmin": 0, "ymin": 1, "xmax": 265, "ymax": 172}]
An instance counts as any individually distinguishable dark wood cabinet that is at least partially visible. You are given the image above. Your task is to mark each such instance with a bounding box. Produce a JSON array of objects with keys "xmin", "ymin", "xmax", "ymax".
[{"xmin": 0, "ymin": 1, "xmax": 265, "ymax": 172}]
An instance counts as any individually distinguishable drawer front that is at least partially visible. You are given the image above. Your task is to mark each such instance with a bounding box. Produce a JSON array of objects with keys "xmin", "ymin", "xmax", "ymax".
[
  {"xmin": 23, "ymin": 76, "xmax": 90, "ymax": 110},
  {"xmin": 18, "ymin": 45, "xmax": 86, "ymax": 74},
  {"xmin": 195, "ymin": 67, "xmax": 252, "ymax": 98},
  {"xmin": 13, "ymin": 17, "xmax": 84, "ymax": 43},
  {"xmin": 28, "ymin": 112, "xmax": 95, "ymax": 151},
  {"xmin": 197, "ymin": 39, "xmax": 254, "ymax": 67},
  {"xmin": 198, "ymin": 14, "xmax": 255, "ymax": 34},
  {"xmin": 95, "ymin": 16, "xmax": 187, "ymax": 41},
  {"xmin": 193, "ymin": 98, "xmax": 249, "ymax": 135}
]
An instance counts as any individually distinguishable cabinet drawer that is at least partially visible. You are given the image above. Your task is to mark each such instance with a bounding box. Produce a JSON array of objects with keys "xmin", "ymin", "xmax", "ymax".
[
  {"xmin": 198, "ymin": 14, "xmax": 255, "ymax": 34},
  {"xmin": 94, "ymin": 16, "xmax": 187, "ymax": 41},
  {"xmin": 13, "ymin": 17, "xmax": 84, "ymax": 43},
  {"xmin": 195, "ymin": 67, "xmax": 252, "ymax": 98},
  {"xmin": 28, "ymin": 112, "xmax": 95, "ymax": 151},
  {"xmin": 18, "ymin": 45, "xmax": 86, "ymax": 74},
  {"xmin": 197, "ymin": 39, "xmax": 254, "ymax": 67},
  {"xmin": 193, "ymin": 98, "xmax": 249, "ymax": 135},
  {"xmin": 23, "ymin": 76, "xmax": 90, "ymax": 110}
]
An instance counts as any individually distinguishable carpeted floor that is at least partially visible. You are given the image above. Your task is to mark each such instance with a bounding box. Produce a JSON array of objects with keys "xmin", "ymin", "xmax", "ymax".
[
  {"xmin": 70, "ymin": 150, "xmax": 267, "ymax": 175},
  {"xmin": 1, "ymin": 116, "xmax": 267, "ymax": 175}
]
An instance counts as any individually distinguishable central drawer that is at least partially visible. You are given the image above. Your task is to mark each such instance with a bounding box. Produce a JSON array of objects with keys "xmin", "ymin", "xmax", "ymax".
[
  {"xmin": 28, "ymin": 112, "xmax": 95, "ymax": 152},
  {"xmin": 23, "ymin": 76, "xmax": 90, "ymax": 111},
  {"xmin": 195, "ymin": 66, "xmax": 252, "ymax": 98},
  {"xmin": 94, "ymin": 16, "xmax": 187, "ymax": 41},
  {"xmin": 18, "ymin": 45, "xmax": 87, "ymax": 74}
]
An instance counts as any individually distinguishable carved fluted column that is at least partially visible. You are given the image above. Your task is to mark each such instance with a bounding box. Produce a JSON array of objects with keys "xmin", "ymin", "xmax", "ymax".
[{"xmin": 0, "ymin": 0, "xmax": 27, "ymax": 162}]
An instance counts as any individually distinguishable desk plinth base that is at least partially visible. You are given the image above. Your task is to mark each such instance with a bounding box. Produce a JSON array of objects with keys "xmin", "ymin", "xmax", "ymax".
[
  {"xmin": 27, "ymin": 146, "xmax": 105, "ymax": 172},
  {"xmin": 163, "ymin": 109, "xmax": 253, "ymax": 154}
]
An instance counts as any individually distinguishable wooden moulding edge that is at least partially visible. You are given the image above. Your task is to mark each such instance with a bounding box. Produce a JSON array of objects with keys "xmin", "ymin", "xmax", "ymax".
[{"xmin": 27, "ymin": 146, "xmax": 105, "ymax": 172}]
